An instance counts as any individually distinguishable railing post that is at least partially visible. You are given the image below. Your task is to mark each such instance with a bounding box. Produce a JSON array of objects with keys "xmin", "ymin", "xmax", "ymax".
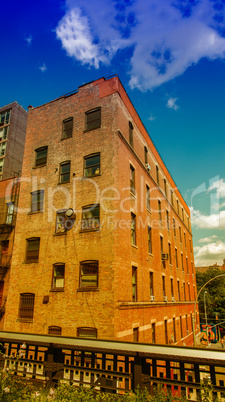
[{"xmin": 133, "ymin": 353, "xmax": 143, "ymax": 390}]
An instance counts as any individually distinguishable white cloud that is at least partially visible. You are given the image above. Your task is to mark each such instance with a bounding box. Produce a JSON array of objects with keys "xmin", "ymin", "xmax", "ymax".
[
  {"xmin": 166, "ymin": 97, "xmax": 179, "ymax": 110},
  {"xmin": 199, "ymin": 235, "xmax": 218, "ymax": 243},
  {"xmin": 56, "ymin": 0, "xmax": 225, "ymax": 90},
  {"xmin": 191, "ymin": 208, "xmax": 225, "ymax": 229},
  {"xmin": 208, "ymin": 178, "xmax": 225, "ymax": 199},
  {"xmin": 195, "ymin": 240, "xmax": 225, "ymax": 266},
  {"xmin": 39, "ymin": 63, "xmax": 47, "ymax": 72},
  {"xmin": 25, "ymin": 35, "xmax": 32, "ymax": 45}
]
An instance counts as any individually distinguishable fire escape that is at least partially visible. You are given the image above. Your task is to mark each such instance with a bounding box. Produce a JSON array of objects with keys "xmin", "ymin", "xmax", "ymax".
[{"xmin": 0, "ymin": 172, "xmax": 20, "ymax": 317}]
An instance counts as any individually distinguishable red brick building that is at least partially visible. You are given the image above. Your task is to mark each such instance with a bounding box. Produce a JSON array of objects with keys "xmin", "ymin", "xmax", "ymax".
[
  {"xmin": 196, "ymin": 259, "xmax": 225, "ymax": 273},
  {"xmin": 4, "ymin": 76, "xmax": 198, "ymax": 345}
]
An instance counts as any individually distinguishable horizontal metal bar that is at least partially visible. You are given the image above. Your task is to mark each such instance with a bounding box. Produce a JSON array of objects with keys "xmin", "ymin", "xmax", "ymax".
[{"xmin": 0, "ymin": 331, "xmax": 225, "ymax": 364}]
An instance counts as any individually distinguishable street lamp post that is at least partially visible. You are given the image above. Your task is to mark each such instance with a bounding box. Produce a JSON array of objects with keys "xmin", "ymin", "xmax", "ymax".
[{"xmin": 204, "ymin": 291, "xmax": 208, "ymax": 345}]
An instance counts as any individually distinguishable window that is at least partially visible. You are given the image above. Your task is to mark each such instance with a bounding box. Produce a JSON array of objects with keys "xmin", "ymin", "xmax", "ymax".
[
  {"xmin": 0, "ymin": 110, "xmax": 10, "ymax": 126},
  {"xmin": 52, "ymin": 263, "xmax": 65, "ymax": 290},
  {"xmin": 156, "ymin": 166, "xmax": 159, "ymax": 184},
  {"xmin": 85, "ymin": 108, "xmax": 101, "ymax": 131},
  {"xmin": 131, "ymin": 213, "xmax": 136, "ymax": 245},
  {"xmin": 130, "ymin": 165, "xmax": 135, "ymax": 195},
  {"xmin": 173, "ymin": 318, "xmax": 177, "ymax": 342},
  {"xmin": 26, "ymin": 238, "xmax": 40, "ymax": 262},
  {"xmin": 146, "ymin": 185, "xmax": 150, "ymax": 210},
  {"xmin": 148, "ymin": 226, "xmax": 152, "ymax": 254},
  {"xmin": 1, "ymin": 240, "xmax": 9, "ymax": 265},
  {"xmin": 181, "ymin": 253, "xmax": 184, "ymax": 272},
  {"xmin": 48, "ymin": 326, "xmax": 62, "ymax": 335},
  {"xmin": 59, "ymin": 161, "xmax": 70, "ymax": 183},
  {"xmin": 162, "ymin": 276, "xmax": 166, "ymax": 297},
  {"xmin": 177, "ymin": 200, "xmax": 179, "ymax": 215},
  {"xmin": 6, "ymin": 202, "xmax": 14, "ymax": 224},
  {"xmin": 133, "ymin": 327, "xmax": 139, "ymax": 342},
  {"xmin": 175, "ymin": 248, "xmax": 178, "ymax": 268},
  {"xmin": 168, "ymin": 243, "xmax": 172, "ymax": 265},
  {"xmin": 186, "ymin": 257, "xmax": 189, "ymax": 274},
  {"xmin": 160, "ymin": 236, "xmax": 163, "ymax": 254},
  {"xmin": 80, "ymin": 261, "xmax": 98, "ymax": 289},
  {"xmin": 55, "ymin": 210, "xmax": 67, "ymax": 233},
  {"xmin": 152, "ymin": 323, "xmax": 156, "ymax": 343},
  {"xmin": 164, "ymin": 179, "xmax": 167, "ymax": 197},
  {"xmin": 164, "ymin": 320, "xmax": 168, "ymax": 344},
  {"xmin": 31, "ymin": 190, "xmax": 44, "ymax": 213},
  {"xmin": 182, "ymin": 208, "xmax": 184, "ymax": 221},
  {"xmin": 171, "ymin": 278, "xmax": 174, "ymax": 298},
  {"xmin": 171, "ymin": 190, "xmax": 174, "ymax": 206},
  {"xmin": 84, "ymin": 153, "xmax": 100, "ymax": 177},
  {"xmin": 183, "ymin": 282, "xmax": 186, "ymax": 300},
  {"xmin": 144, "ymin": 146, "xmax": 148, "ymax": 164},
  {"xmin": 158, "ymin": 200, "xmax": 162, "ymax": 222},
  {"xmin": 177, "ymin": 281, "xmax": 180, "ymax": 301},
  {"xmin": 166, "ymin": 210, "xmax": 170, "ymax": 230},
  {"xmin": 150, "ymin": 272, "xmax": 154, "ymax": 297},
  {"xmin": 179, "ymin": 226, "xmax": 182, "ymax": 243},
  {"xmin": 35, "ymin": 147, "xmax": 47, "ymax": 167},
  {"xmin": 132, "ymin": 266, "xmax": 137, "ymax": 301},
  {"xmin": 62, "ymin": 118, "xmax": 73, "ymax": 139},
  {"xmin": 129, "ymin": 121, "xmax": 133, "ymax": 147},
  {"xmin": 188, "ymin": 283, "xmax": 191, "ymax": 300},
  {"xmin": 173, "ymin": 219, "xmax": 177, "ymax": 237},
  {"xmin": 77, "ymin": 327, "xmax": 97, "ymax": 338},
  {"xmin": 186, "ymin": 315, "xmax": 188, "ymax": 334},
  {"xmin": 180, "ymin": 316, "xmax": 183, "ymax": 339},
  {"xmin": 81, "ymin": 204, "xmax": 100, "ymax": 231},
  {"xmin": 19, "ymin": 293, "xmax": 35, "ymax": 321},
  {"xmin": 0, "ymin": 126, "xmax": 8, "ymax": 141},
  {"xmin": 184, "ymin": 232, "xmax": 186, "ymax": 247}
]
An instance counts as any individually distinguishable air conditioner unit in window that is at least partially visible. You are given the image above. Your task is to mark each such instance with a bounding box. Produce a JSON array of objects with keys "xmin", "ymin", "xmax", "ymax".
[
  {"xmin": 150, "ymin": 295, "xmax": 155, "ymax": 302},
  {"xmin": 163, "ymin": 296, "xmax": 168, "ymax": 302},
  {"xmin": 161, "ymin": 253, "xmax": 169, "ymax": 260},
  {"xmin": 172, "ymin": 297, "xmax": 175, "ymax": 302},
  {"xmin": 145, "ymin": 163, "xmax": 151, "ymax": 172}
]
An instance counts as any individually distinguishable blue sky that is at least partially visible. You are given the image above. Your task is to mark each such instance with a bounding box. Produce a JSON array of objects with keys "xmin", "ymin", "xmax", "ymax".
[{"xmin": 1, "ymin": 0, "xmax": 225, "ymax": 266}]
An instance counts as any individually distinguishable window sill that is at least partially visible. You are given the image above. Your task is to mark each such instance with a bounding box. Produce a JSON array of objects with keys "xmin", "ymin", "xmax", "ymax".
[
  {"xmin": 79, "ymin": 228, "xmax": 100, "ymax": 233},
  {"xmin": 57, "ymin": 181, "xmax": 70, "ymax": 185},
  {"xmin": 147, "ymin": 208, "xmax": 151, "ymax": 214},
  {"xmin": 23, "ymin": 260, "xmax": 39, "ymax": 264},
  {"xmin": 131, "ymin": 244, "xmax": 138, "ymax": 249},
  {"xmin": 17, "ymin": 318, "xmax": 33, "ymax": 323},
  {"xmin": 83, "ymin": 174, "xmax": 101, "ymax": 179},
  {"xmin": 50, "ymin": 288, "xmax": 64, "ymax": 292},
  {"xmin": 77, "ymin": 288, "xmax": 99, "ymax": 292},
  {"xmin": 83, "ymin": 127, "xmax": 101, "ymax": 133},
  {"xmin": 27, "ymin": 211, "xmax": 43, "ymax": 215},
  {"xmin": 130, "ymin": 191, "xmax": 136, "ymax": 199},
  {"xmin": 32, "ymin": 164, "xmax": 47, "ymax": 169},
  {"xmin": 148, "ymin": 253, "xmax": 153, "ymax": 257},
  {"xmin": 60, "ymin": 136, "xmax": 72, "ymax": 141},
  {"xmin": 53, "ymin": 232, "xmax": 67, "ymax": 236}
]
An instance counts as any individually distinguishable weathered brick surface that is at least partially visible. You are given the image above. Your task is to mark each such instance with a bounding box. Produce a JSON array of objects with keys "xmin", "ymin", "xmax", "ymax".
[{"xmin": 4, "ymin": 77, "xmax": 198, "ymax": 346}]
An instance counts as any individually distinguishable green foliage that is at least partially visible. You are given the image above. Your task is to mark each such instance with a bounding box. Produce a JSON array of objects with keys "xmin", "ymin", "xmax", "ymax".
[{"xmin": 196, "ymin": 268, "xmax": 225, "ymax": 327}]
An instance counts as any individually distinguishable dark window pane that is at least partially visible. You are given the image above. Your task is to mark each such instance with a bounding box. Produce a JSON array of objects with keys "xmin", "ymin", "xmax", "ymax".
[
  {"xmin": 85, "ymin": 108, "xmax": 101, "ymax": 131},
  {"xmin": 62, "ymin": 118, "xmax": 73, "ymax": 139},
  {"xmin": 31, "ymin": 190, "xmax": 44, "ymax": 212},
  {"xmin": 35, "ymin": 147, "xmax": 47, "ymax": 167},
  {"xmin": 77, "ymin": 327, "xmax": 97, "ymax": 338},
  {"xmin": 26, "ymin": 238, "xmax": 40, "ymax": 261},
  {"xmin": 60, "ymin": 162, "xmax": 70, "ymax": 183},
  {"xmin": 19, "ymin": 293, "xmax": 35, "ymax": 320},
  {"xmin": 48, "ymin": 326, "xmax": 62, "ymax": 335}
]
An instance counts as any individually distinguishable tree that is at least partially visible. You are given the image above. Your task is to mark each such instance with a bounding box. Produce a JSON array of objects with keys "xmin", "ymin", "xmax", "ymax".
[{"xmin": 196, "ymin": 268, "xmax": 225, "ymax": 329}]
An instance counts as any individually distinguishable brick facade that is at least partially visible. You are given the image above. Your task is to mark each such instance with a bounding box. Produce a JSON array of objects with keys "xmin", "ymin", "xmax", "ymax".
[{"xmin": 3, "ymin": 77, "xmax": 198, "ymax": 345}]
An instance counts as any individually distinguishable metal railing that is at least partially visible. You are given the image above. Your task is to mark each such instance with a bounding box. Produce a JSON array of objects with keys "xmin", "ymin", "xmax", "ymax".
[{"xmin": 0, "ymin": 331, "xmax": 225, "ymax": 400}]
